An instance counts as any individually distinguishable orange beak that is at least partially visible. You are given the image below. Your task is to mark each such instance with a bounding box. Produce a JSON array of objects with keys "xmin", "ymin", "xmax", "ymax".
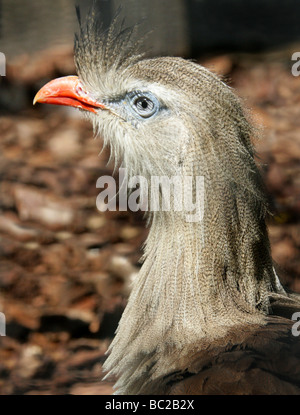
[{"xmin": 33, "ymin": 75, "xmax": 106, "ymax": 114}]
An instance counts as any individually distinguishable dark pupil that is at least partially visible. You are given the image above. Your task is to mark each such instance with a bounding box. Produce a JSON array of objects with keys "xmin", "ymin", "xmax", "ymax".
[
  {"xmin": 141, "ymin": 99, "xmax": 148, "ymax": 109},
  {"xmin": 136, "ymin": 97, "xmax": 149, "ymax": 110}
]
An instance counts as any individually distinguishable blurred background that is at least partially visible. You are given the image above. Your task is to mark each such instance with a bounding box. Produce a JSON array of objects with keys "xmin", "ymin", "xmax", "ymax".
[{"xmin": 0, "ymin": 0, "xmax": 300, "ymax": 395}]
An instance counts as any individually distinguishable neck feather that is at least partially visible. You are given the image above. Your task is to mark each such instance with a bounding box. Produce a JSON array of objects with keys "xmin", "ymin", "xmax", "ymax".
[{"xmin": 103, "ymin": 194, "xmax": 284, "ymax": 393}]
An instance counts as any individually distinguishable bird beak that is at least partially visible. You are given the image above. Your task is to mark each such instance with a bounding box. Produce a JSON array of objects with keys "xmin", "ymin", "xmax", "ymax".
[{"xmin": 33, "ymin": 75, "xmax": 106, "ymax": 114}]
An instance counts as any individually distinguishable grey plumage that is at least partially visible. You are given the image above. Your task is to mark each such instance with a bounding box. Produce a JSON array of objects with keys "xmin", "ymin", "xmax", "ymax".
[{"xmin": 36, "ymin": 5, "xmax": 300, "ymax": 395}]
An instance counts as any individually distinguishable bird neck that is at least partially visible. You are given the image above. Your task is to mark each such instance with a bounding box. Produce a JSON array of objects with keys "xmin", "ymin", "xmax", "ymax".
[{"xmin": 104, "ymin": 196, "xmax": 284, "ymax": 393}]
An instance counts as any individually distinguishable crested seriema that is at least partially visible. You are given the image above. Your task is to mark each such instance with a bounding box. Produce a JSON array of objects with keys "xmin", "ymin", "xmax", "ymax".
[{"xmin": 34, "ymin": 8, "xmax": 300, "ymax": 395}]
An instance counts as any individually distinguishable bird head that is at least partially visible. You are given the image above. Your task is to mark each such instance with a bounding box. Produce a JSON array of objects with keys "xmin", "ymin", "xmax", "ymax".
[{"xmin": 34, "ymin": 7, "xmax": 262, "ymax": 205}]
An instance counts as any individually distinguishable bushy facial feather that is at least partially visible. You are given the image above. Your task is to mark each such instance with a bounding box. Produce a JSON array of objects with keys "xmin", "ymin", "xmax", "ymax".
[{"xmin": 74, "ymin": 6, "xmax": 267, "ymax": 211}]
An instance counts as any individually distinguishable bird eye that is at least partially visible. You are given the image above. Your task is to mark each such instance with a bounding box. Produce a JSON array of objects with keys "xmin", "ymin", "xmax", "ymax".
[{"xmin": 130, "ymin": 94, "xmax": 158, "ymax": 118}]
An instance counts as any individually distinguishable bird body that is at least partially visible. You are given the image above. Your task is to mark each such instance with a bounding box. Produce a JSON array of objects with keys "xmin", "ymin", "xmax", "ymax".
[{"xmin": 34, "ymin": 8, "xmax": 300, "ymax": 394}]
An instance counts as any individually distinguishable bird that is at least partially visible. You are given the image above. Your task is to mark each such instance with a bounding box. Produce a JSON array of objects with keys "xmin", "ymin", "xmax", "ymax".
[{"xmin": 34, "ymin": 6, "xmax": 300, "ymax": 395}]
